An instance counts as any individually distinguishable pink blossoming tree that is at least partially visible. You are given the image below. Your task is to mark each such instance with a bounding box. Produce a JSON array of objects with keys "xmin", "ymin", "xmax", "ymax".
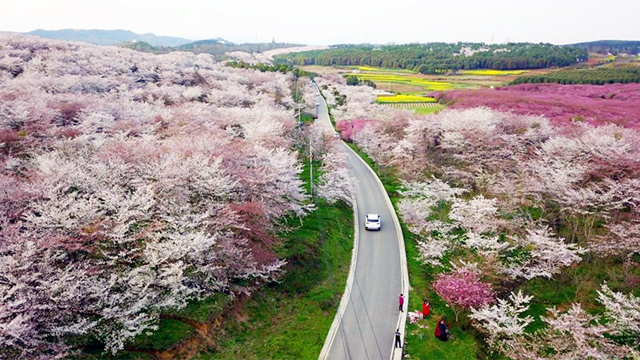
[{"xmin": 433, "ymin": 267, "xmax": 495, "ymax": 321}]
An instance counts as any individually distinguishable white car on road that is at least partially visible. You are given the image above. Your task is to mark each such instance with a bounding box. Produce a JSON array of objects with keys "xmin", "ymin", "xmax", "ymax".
[{"xmin": 365, "ymin": 213, "xmax": 381, "ymax": 231}]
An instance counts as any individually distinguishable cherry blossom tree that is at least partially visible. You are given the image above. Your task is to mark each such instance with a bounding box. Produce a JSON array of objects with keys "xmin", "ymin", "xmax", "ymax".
[
  {"xmin": 597, "ymin": 283, "xmax": 640, "ymax": 347},
  {"xmin": 436, "ymin": 83, "xmax": 640, "ymax": 129},
  {"xmin": 591, "ymin": 221, "xmax": 640, "ymax": 258},
  {"xmin": 0, "ymin": 34, "xmax": 314, "ymax": 358},
  {"xmin": 414, "ymin": 236, "xmax": 451, "ymax": 267},
  {"xmin": 449, "ymin": 195, "xmax": 499, "ymax": 234},
  {"xmin": 398, "ymin": 176, "xmax": 467, "ymax": 226},
  {"xmin": 471, "ymin": 296, "xmax": 638, "ymax": 360},
  {"xmin": 433, "ymin": 267, "xmax": 495, "ymax": 321},
  {"xmin": 503, "ymin": 227, "xmax": 587, "ymax": 280},
  {"xmin": 470, "ymin": 291, "xmax": 534, "ymax": 351},
  {"xmin": 311, "ymin": 69, "xmax": 640, "ymax": 359},
  {"xmin": 535, "ymin": 304, "xmax": 638, "ymax": 360},
  {"xmin": 316, "ymin": 151, "xmax": 354, "ymax": 205}
]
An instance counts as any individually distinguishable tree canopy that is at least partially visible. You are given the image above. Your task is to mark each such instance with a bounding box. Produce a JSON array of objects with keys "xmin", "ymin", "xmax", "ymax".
[{"xmin": 276, "ymin": 42, "xmax": 588, "ymax": 72}]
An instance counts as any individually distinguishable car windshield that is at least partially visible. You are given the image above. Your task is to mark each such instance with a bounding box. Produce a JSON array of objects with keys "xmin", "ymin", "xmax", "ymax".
[{"xmin": 367, "ymin": 217, "xmax": 379, "ymax": 223}]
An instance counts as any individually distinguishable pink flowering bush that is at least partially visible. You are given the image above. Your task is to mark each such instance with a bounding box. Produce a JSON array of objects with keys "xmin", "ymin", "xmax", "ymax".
[
  {"xmin": 335, "ymin": 118, "xmax": 378, "ymax": 141},
  {"xmin": 433, "ymin": 268, "xmax": 495, "ymax": 321}
]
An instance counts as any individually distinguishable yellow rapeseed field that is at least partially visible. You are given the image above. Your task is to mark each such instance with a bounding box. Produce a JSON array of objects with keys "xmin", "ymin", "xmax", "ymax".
[
  {"xmin": 376, "ymin": 95, "xmax": 437, "ymax": 103},
  {"xmin": 461, "ymin": 69, "xmax": 528, "ymax": 76},
  {"xmin": 355, "ymin": 66, "xmax": 414, "ymax": 73}
]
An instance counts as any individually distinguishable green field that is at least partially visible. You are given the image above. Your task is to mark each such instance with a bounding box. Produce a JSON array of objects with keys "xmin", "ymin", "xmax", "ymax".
[
  {"xmin": 414, "ymin": 105, "xmax": 445, "ymax": 115},
  {"xmin": 354, "ymin": 66, "xmax": 416, "ymax": 73}
]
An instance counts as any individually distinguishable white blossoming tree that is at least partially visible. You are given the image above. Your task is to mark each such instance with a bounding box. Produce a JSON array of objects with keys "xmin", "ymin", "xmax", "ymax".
[{"xmin": 597, "ymin": 283, "xmax": 640, "ymax": 347}]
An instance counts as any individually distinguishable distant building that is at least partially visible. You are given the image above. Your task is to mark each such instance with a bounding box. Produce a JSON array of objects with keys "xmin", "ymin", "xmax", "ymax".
[{"xmin": 373, "ymin": 90, "xmax": 394, "ymax": 96}]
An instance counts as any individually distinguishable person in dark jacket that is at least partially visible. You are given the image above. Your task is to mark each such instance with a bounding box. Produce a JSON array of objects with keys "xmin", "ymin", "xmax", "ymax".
[
  {"xmin": 435, "ymin": 319, "xmax": 448, "ymax": 342},
  {"xmin": 394, "ymin": 328, "xmax": 402, "ymax": 348}
]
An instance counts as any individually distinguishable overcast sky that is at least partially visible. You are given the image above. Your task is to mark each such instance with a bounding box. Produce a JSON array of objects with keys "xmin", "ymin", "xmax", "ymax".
[{"xmin": 2, "ymin": 0, "xmax": 638, "ymax": 45}]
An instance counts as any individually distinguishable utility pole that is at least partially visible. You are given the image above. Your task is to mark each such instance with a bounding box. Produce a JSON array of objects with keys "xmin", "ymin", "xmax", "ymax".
[
  {"xmin": 296, "ymin": 78, "xmax": 301, "ymax": 123},
  {"xmin": 309, "ymin": 136, "xmax": 313, "ymax": 198}
]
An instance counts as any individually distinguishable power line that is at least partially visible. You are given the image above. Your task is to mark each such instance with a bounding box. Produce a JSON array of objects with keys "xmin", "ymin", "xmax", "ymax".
[
  {"xmin": 339, "ymin": 308, "xmax": 351, "ymax": 360},
  {"xmin": 349, "ymin": 292, "xmax": 371, "ymax": 360},
  {"xmin": 355, "ymin": 276, "xmax": 385, "ymax": 360}
]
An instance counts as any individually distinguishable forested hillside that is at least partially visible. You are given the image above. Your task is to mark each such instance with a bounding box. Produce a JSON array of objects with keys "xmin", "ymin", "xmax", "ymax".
[
  {"xmin": 0, "ymin": 34, "xmax": 339, "ymax": 359},
  {"xmin": 510, "ymin": 64, "xmax": 640, "ymax": 85},
  {"xmin": 568, "ymin": 40, "xmax": 640, "ymax": 55},
  {"xmin": 277, "ymin": 43, "xmax": 588, "ymax": 73},
  {"xmin": 120, "ymin": 39, "xmax": 304, "ymax": 58}
]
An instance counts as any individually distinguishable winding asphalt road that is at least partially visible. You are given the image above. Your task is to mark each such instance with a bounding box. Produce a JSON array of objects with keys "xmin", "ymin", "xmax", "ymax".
[{"xmin": 313, "ymin": 86, "xmax": 408, "ymax": 360}]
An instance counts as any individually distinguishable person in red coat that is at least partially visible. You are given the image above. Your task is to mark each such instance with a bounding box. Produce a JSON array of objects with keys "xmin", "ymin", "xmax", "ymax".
[
  {"xmin": 398, "ymin": 293, "xmax": 404, "ymax": 312},
  {"xmin": 422, "ymin": 300, "xmax": 430, "ymax": 319}
]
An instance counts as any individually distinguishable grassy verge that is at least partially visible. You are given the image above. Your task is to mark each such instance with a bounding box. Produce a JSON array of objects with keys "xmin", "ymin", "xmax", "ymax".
[{"xmin": 197, "ymin": 200, "xmax": 354, "ymax": 359}]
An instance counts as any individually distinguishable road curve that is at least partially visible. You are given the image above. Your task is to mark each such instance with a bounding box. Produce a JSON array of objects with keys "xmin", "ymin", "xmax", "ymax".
[{"xmin": 314, "ymin": 86, "xmax": 409, "ymax": 360}]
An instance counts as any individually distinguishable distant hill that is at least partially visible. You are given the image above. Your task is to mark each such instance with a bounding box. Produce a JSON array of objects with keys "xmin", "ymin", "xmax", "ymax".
[
  {"xmin": 174, "ymin": 40, "xmax": 304, "ymax": 57},
  {"xmin": 119, "ymin": 39, "xmax": 305, "ymax": 59},
  {"xmin": 26, "ymin": 29, "xmax": 193, "ymax": 47},
  {"xmin": 568, "ymin": 40, "xmax": 640, "ymax": 55},
  {"xmin": 118, "ymin": 41, "xmax": 158, "ymax": 53},
  {"xmin": 181, "ymin": 38, "xmax": 235, "ymax": 47}
]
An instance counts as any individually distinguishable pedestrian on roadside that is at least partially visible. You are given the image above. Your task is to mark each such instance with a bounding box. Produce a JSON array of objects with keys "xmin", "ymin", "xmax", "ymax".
[
  {"xmin": 422, "ymin": 299, "xmax": 430, "ymax": 319},
  {"xmin": 398, "ymin": 293, "xmax": 404, "ymax": 312},
  {"xmin": 394, "ymin": 328, "xmax": 402, "ymax": 348},
  {"xmin": 435, "ymin": 319, "xmax": 448, "ymax": 342}
]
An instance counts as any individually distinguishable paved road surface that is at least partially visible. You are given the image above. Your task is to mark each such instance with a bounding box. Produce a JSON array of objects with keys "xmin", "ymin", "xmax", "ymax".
[{"xmin": 314, "ymin": 88, "xmax": 407, "ymax": 360}]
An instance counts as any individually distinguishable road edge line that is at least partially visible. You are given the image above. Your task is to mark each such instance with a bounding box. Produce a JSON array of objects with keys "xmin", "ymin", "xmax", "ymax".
[
  {"xmin": 318, "ymin": 194, "xmax": 359, "ymax": 360},
  {"xmin": 317, "ymin": 88, "xmax": 360, "ymax": 360}
]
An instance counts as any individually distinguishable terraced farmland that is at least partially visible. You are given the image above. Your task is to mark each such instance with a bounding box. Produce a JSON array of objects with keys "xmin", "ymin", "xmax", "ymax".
[{"xmin": 382, "ymin": 102, "xmax": 442, "ymax": 109}]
